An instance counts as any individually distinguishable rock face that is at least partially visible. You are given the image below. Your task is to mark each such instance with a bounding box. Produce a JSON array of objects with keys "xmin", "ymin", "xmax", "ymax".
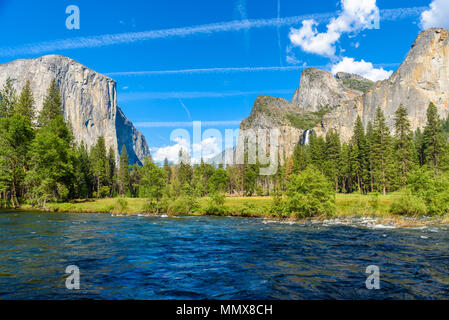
[
  {"xmin": 0, "ymin": 55, "xmax": 150, "ymax": 165},
  {"xmin": 316, "ymin": 28, "xmax": 449, "ymax": 141},
  {"xmin": 237, "ymin": 28, "xmax": 449, "ymax": 163},
  {"xmin": 237, "ymin": 96, "xmax": 303, "ymax": 164},
  {"xmin": 291, "ymin": 68, "xmax": 367, "ymax": 113}
]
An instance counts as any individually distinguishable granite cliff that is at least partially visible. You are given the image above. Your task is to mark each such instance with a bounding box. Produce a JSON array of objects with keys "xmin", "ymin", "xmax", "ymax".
[
  {"xmin": 0, "ymin": 55, "xmax": 150, "ymax": 165},
  {"xmin": 236, "ymin": 28, "xmax": 449, "ymax": 163}
]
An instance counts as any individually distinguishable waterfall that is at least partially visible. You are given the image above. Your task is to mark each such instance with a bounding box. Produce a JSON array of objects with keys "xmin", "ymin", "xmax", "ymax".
[{"xmin": 304, "ymin": 129, "xmax": 310, "ymax": 145}]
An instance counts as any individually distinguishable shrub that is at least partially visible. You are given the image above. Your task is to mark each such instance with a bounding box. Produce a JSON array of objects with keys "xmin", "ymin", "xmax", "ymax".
[
  {"xmin": 99, "ymin": 186, "xmax": 110, "ymax": 198},
  {"xmin": 167, "ymin": 195, "xmax": 199, "ymax": 215},
  {"xmin": 203, "ymin": 192, "xmax": 228, "ymax": 215},
  {"xmin": 390, "ymin": 190, "xmax": 427, "ymax": 216},
  {"xmin": 111, "ymin": 196, "xmax": 128, "ymax": 214},
  {"xmin": 238, "ymin": 201, "xmax": 265, "ymax": 216},
  {"xmin": 284, "ymin": 166, "xmax": 336, "ymax": 217},
  {"xmin": 269, "ymin": 190, "xmax": 288, "ymax": 217},
  {"xmin": 368, "ymin": 192, "xmax": 380, "ymax": 211},
  {"xmin": 407, "ymin": 167, "xmax": 449, "ymax": 215}
]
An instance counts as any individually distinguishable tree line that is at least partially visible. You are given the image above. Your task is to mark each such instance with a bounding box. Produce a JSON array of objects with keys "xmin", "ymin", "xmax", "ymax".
[{"xmin": 2, "ymin": 76, "xmax": 449, "ymax": 216}]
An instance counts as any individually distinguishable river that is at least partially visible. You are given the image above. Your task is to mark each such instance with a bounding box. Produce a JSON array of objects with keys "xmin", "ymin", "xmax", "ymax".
[{"xmin": 0, "ymin": 211, "xmax": 448, "ymax": 299}]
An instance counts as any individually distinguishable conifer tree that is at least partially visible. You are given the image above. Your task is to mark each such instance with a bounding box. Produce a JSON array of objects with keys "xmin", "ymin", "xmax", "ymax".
[
  {"xmin": 15, "ymin": 80, "xmax": 35, "ymax": 122},
  {"xmin": 91, "ymin": 136, "xmax": 108, "ymax": 197},
  {"xmin": 372, "ymin": 107, "xmax": 394, "ymax": 195},
  {"xmin": 393, "ymin": 105, "xmax": 416, "ymax": 185},
  {"xmin": 351, "ymin": 116, "xmax": 369, "ymax": 193},
  {"xmin": 423, "ymin": 102, "xmax": 444, "ymax": 171},
  {"xmin": 38, "ymin": 80, "xmax": 63, "ymax": 127},
  {"xmin": 118, "ymin": 145, "xmax": 130, "ymax": 195},
  {"xmin": 0, "ymin": 78, "xmax": 17, "ymax": 118},
  {"xmin": 163, "ymin": 158, "xmax": 172, "ymax": 183},
  {"xmin": 324, "ymin": 130, "xmax": 341, "ymax": 191}
]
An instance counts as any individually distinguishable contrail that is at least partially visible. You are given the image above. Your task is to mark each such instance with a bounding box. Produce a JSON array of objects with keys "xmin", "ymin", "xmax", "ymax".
[
  {"xmin": 118, "ymin": 89, "xmax": 294, "ymax": 101},
  {"xmin": 134, "ymin": 120, "xmax": 242, "ymax": 128},
  {"xmin": 0, "ymin": 7, "xmax": 426, "ymax": 57},
  {"xmin": 106, "ymin": 65, "xmax": 306, "ymax": 77},
  {"xmin": 177, "ymin": 98, "xmax": 191, "ymax": 120},
  {"xmin": 107, "ymin": 63, "xmax": 398, "ymax": 77}
]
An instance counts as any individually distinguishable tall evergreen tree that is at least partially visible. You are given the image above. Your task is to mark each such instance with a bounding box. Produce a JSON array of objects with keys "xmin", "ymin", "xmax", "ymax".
[
  {"xmin": 74, "ymin": 142, "xmax": 93, "ymax": 199},
  {"xmin": 90, "ymin": 136, "xmax": 108, "ymax": 197},
  {"xmin": 423, "ymin": 102, "xmax": 444, "ymax": 171},
  {"xmin": 324, "ymin": 130, "xmax": 341, "ymax": 191},
  {"xmin": 38, "ymin": 80, "xmax": 63, "ymax": 127},
  {"xmin": 15, "ymin": 80, "xmax": 35, "ymax": 122},
  {"xmin": 118, "ymin": 145, "xmax": 130, "ymax": 195},
  {"xmin": 393, "ymin": 105, "xmax": 416, "ymax": 185},
  {"xmin": 106, "ymin": 146, "xmax": 116, "ymax": 194},
  {"xmin": 163, "ymin": 158, "xmax": 172, "ymax": 183},
  {"xmin": 0, "ymin": 114, "xmax": 34, "ymax": 207},
  {"xmin": 0, "ymin": 78, "xmax": 17, "ymax": 118},
  {"xmin": 372, "ymin": 107, "xmax": 394, "ymax": 195},
  {"xmin": 351, "ymin": 116, "xmax": 369, "ymax": 193}
]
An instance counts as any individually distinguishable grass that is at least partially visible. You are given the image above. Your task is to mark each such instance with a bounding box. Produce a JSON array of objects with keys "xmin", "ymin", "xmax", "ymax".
[
  {"xmin": 19, "ymin": 193, "xmax": 394, "ymax": 217},
  {"xmin": 13, "ymin": 192, "xmax": 448, "ymax": 227}
]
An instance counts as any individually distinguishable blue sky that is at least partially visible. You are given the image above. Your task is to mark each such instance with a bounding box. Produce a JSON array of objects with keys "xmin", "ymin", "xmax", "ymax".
[{"xmin": 0, "ymin": 0, "xmax": 444, "ymax": 163}]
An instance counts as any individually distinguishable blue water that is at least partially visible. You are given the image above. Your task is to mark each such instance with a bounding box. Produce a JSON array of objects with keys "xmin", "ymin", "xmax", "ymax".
[{"xmin": 0, "ymin": 211, "xmax": 448, "ymax": 299}]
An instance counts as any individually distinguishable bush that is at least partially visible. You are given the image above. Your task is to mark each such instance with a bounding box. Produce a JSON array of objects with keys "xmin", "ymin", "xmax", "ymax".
[
  {"xmin": 407, "ymin": 167, "xmax": 449, "ymax": 215},
  {"xmin": 167, "ymin": 195, "xmax": 199, "ymax": 215},
  {"xmin": 111, "ymin": 197, "xmax": 128, "ymax": 214},
  {"xmin": 203, "ymin": 192, "xmax": 228, "ymax": 215},
  {"xmin": 100, "ymin": 186, "xmax": 111, "ymax": 198},
  {"xmin": 284, "ymin": 166, "xmax": 336, "ymax": 217},
  {"xmin": 269, "ymin": 190, "xmax": 288, "ymax": 217},
  {"xmin": 368, "ymin": 192, "xmax": 380, "ymax": 211},
  {"xmin": 238, "ymin": 201, "xmax": 265, "ymax": 216},
  {"xmin": 390, "ymin": 190, "xmax": 427, "ymax": 216}
]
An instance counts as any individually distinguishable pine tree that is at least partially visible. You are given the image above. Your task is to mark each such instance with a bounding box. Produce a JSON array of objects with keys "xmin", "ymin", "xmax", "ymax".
[
  {"xmin": 414, "ymin": 128, "xmax": 425, "ymax": 166},
  {"xmin": 292, "ymin": 143, "xmax": 309, "ymax": 173},
  {"xmin": 15, "ymin": 80, "xmax": 35, "ymax": 122},
  {"xmin": 309, "ymin": 134, "xmax": 326, "ymax": 174},
  {"xmin": 38, "ymin": 80, "xmax": 63, "ymax": 127},
  {"xmin": 26, "ymin": 116, "xmax": 75, "ymax": 205},
  {"xmin": 423, "ymin": 102, "xmax": 444, "ymax": 171},
  {"xmin": 118, "ymin": 145, "xmax": 130, "ymax": 195},
  {"xmin": 372, "ymin": 107, "xmax": 394, "ymax": 195},
  {"xmin": 0, "ymin": 114, "xmax": 34, "ymax": 207},
  {"xmin": 393, "ymin": 105, "xmax": 416, "ymax": 186},
  {"xmin": 351, "ymin": 116, "xmax": 369, "ymax": 193},
  {"xmin": 74, "ymin": 142, "xmax": 93, "ymax": 198},
  {"xmin": 90, "ymin": 136, "xmax": 108, "ymax": 197},
  {"xmin": 324, "ymin": 130, "xmax": 341, "ymax": 191},
  {"xmin": 365, "ymin": 121, "xmax": 375, "ymax": 192},
  {"xmin": 163, "ymin": 158, "xmax": 172, "ymax": 183},
  {"xmin": 0, "ymin": 78, "xmax": 17, "ymax": 118},
  {"xmin": 106, "ymin": 147, "xmax": 116, "ymax": 194}
]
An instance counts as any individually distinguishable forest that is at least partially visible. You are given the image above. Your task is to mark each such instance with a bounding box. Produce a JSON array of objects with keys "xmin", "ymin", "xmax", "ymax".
[{"xmin": 2, "ymin": 78, "xmax": 449, "ymax": 218}]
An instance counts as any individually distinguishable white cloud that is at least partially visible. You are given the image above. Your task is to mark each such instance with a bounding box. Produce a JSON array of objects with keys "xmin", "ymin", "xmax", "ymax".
[
  {"xmin": 331, "ymin": 57, "xmax": 393, "ymax": 81},
  {"xmin": 420, "ymin": 0, "xmax": 449, "ymax": 29},
  {"xmin": 192, "ymin": 137, "xmax": 222, "ymax": 163},
  {"xmin": 152, "ymin": 137, "xmax": 190, "ymax": 163},
  {"xmin": 152, "ymin": 137, "xmax": 221, "ymax": 164},
  {"xmin": 289, "ymin": 0, "xmax": 380, "ymax": 57}
]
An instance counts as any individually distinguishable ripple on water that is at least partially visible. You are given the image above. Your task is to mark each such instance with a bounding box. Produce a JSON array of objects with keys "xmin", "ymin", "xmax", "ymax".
[{"xmin": 0, "ymin": 212, "xmax": 448, "ymax": 299}]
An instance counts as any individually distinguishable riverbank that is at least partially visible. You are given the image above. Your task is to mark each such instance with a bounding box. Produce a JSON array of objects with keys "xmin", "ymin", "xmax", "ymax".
[{"xmin": 11, "ymin": 193, "xmax": 449, "ymax": 227}]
